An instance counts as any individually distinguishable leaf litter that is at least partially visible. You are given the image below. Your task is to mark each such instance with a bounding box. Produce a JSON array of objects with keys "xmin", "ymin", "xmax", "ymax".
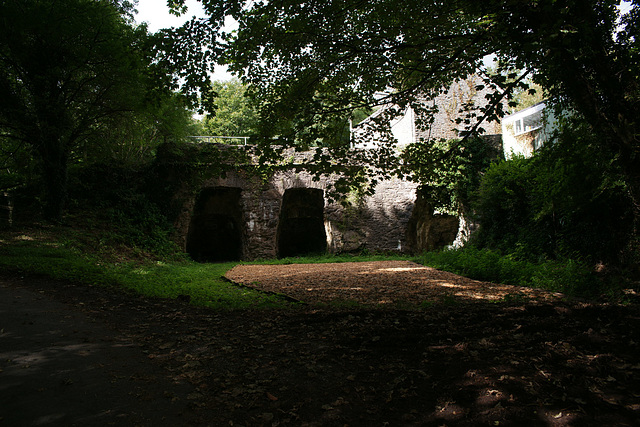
[{"xmin": 5, "ymin": 263, "xmax": 640, "ymax": 426}]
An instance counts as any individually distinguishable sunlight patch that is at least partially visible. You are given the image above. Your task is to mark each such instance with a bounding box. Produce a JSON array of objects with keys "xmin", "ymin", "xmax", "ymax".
[
  {"xmin": 375, "ymin": 266, "xmax": 430, "ymax": 273},
  {"xmin": 438, "ymin": 282, "xmax": 463, "ymax": 288}
]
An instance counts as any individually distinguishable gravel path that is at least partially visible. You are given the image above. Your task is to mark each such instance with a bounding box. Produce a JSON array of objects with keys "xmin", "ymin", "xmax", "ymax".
[{"xmin": 225, "ymin": 261, "xmax": 563, "ymax": 306}]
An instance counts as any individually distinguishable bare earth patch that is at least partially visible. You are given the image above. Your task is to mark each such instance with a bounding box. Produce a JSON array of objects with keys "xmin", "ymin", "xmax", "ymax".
[
  {"xmin": 225, "ymin": 261, "xmax": 563, "ymax": 306},
  {"xmin": 3, "ymin": 265, "xmax": 639, "ymax": 426}
]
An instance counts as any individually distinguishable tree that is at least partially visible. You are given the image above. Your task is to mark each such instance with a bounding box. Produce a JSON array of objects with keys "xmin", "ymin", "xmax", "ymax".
[
  {"xmin": 402, "ymin": 136, "xmax": 501, "ymax": 216},
  {"xmin": 472, "ymin": 117, "xmax": 633, "ymax": 262},
  {"xmin": 0, "ymin": 0, "xmax": 171, "ymax": 220},
  {"xmin": 201, "ymin": 79, "xmax": 260, "ymax": 137},
  {"xmin": 166, "ymin": 0, "xmax": 639, "ymax": 254},
  {"xmin": 80, "ymin": 92, "xmax": 200, "ymax": 168}
]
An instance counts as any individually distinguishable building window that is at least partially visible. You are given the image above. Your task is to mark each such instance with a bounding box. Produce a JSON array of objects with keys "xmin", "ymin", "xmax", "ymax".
[
  {"xmin": 513, "ymin": 110, "xmax": 542, "ymax": 136},
  {"xmin": 514, "ymin": 119, "xmax": 522, "ymax": 134}
]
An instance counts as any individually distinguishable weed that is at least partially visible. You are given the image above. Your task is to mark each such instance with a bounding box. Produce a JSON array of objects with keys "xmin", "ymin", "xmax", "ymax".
[
  {"xmin": 0, "ymin": 239, "xmax": 293, "ymax": 310},
  {"xmin": 421, "ymin": 246, "xmax": 619, "ymax": 300}
]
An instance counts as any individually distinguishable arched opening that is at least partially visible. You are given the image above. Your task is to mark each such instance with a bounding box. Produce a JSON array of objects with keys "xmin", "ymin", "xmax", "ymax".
[
  {"xmin": 406, "ymin": 189, "xmax": 459, "ymax": 254},
  {"xmin": 277, "ymin": 188, "xmax": 327, "ymax": 258},
  {"xmin": 186, "ymin": 187, "xmax": 243, "ymax": 262}
]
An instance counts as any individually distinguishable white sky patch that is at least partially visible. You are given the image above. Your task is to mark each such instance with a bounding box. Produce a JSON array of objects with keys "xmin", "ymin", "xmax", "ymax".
[
  {"xmin": 619, "ymin": 0, "xmax": 632, "ymax": 15},
  {"xmin": 135, "ymin": 0, "xmax": 206, "ymax": 32},
  {"xmin": 135, "ymin": 0, "xmax": 232, "ymax": 81}
]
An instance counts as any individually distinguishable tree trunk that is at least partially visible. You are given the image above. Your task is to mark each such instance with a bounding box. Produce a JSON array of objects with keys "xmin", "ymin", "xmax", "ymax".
[
  {"xmin": 621, "ymin": 158, "xmax": 640, "ymax": 262},
  {"xmin": 38, "ymin": 139, "xmax": 69, "ymax": 222}
]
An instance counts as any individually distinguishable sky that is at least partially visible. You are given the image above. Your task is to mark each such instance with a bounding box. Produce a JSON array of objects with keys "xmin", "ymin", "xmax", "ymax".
[
  {"xmin": 134, "ymin": 0, "xmax": 232, "ymax": 81},
  {"xmin": 134, "ymin": 0, "xmax": 633, "ymax": 83},
  {"xmin": 135, "ymin": 0, "xmax": 205, "ymax": 33}
]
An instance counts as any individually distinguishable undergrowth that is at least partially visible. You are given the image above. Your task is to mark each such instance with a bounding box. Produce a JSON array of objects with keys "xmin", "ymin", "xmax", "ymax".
[
  {"xmin": 1, "ymin": 223, "xmax": 626, "ymax": 309},
  {"xmin": 0, "ymin": 235, "xmax": 293, "ymax": 310},
  {"xmin": 421, "ymin": 246, "xmax": 620, "ymax": 300}
]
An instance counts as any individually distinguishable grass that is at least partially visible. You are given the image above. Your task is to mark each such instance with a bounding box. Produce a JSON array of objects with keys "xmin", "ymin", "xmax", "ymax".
[
  {"xmin": 0, "ymin": 234, "xmax": 292, "ymax": 310},
  {"xmin": 0, "ymin": 222, "xmax": 422, "ymax": 310},
  {"xmin": 0, "ymin": 223, "xmax": 425, "ymax": 310},
  {"xmin": 2, "ymin": 223, "xmax": 625, "ymax": 309},
  {"xmin": 420, "ymin": 246, "xmax": 619, "ymax": 300}
]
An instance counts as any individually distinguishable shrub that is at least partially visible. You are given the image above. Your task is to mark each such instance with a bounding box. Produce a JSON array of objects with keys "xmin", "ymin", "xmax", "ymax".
[
  {"xmin": 68, "ymin": 163, "xmax": 181, "ymax": 257},
  {"xmin": 422, "ymin": 246, "xmax": 602, "ymax": 298},
  {"xmin": 471, "ymin": 118, "xmax": 633, "ymax": 264}
]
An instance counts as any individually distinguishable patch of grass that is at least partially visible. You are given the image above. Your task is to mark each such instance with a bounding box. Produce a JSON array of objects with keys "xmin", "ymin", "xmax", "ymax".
[
  {"xmin": 0, "ymin": 239, "xmax": 294, "ymax": 310},
  {"xmin": 420, "ymin": 246, "xmax": 609, "ymax": 299},
  {"xmin": 0, "ymin": 225, "xmax": 419, "ymax": 310},
  {"xmin": 248, "ymin": 252, "xmax": 414, "ymax": 265},
  {"xmin": 113, "ymin": 261, "xmax": 294, "ymax": 309}
]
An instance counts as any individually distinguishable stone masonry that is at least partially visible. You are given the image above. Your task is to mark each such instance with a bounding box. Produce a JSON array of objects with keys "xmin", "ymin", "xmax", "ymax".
[{"xmin": 170, "ymin": 157, "xmax": 459, "ymax": 261}]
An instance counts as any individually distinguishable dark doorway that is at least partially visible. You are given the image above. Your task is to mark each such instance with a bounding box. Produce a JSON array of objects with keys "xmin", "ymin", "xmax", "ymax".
[
  {"xmin": 277, "ymin": 188, "xmax": 327, "ymax": 258},
  {"xmin": 186, "ymin": 187, "xmax": 243, "ymax": 262}
]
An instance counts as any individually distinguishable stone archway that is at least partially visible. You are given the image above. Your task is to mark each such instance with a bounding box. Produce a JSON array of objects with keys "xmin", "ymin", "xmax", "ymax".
[
  {"xmin": 186, "ymin": 187, "xmax": 243, "ymax": 262},
  {"xmin": 277, "ymin": 188, "xmax": 327, "ymax": 258},
  {"xmin": 406, "ymin": 190, "xmax": 459, "ymax": 253}
]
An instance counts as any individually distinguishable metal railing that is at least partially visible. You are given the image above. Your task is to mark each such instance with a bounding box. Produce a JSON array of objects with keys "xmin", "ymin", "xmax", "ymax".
[{"xmin": 188, "ymin": 136, "xmax": 249, "ymax": 145}]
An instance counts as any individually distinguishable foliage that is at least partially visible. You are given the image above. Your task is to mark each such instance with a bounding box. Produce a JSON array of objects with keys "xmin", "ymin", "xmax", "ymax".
[
  {"xmin": 68, "ymin": 163, "xmax": 182, "ymax": 257},
  {"xmin": 0, "ymin": 136, "xmax": 37, "ymax": 191},
  {"xmin": 201, "ymin": 79, "xmax": 260, "ymax": 137},
  {"xmin": 421, "ymin": 246, "xmax": 605, "ymax": 299},
  {"xmin": 470, "ymin": 156, "xmax": 535, "ymax": 252},
  {"xmin": 471, "ymin": 118, "xmax": 633, "ymax": 263},
  {"xmin": 510, "ymin": 82, "xmax": 545, "ymax": 113},
  {"xmin": 167, "ymin": 0, "xmax": 638, "ymax": 144},
  {"xmin": 80, "ymin": 93, "xmax": 200, "ymax": 168},
  {"xmin": 164, "ymin": 0, "xmax": 640, "ymax": 259},
  {"xmin": 402, "ymin": 137, "xmax": 501, "ymax": 214},
  {"xmin": 0, "ymin": 0, "xmax": 183, "ymax": 220}
]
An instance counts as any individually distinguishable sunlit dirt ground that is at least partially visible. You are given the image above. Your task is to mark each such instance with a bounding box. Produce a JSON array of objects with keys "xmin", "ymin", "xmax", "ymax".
[{"xmin": 225, "ymin": 261, "xmax": 564, "ymax": 306}]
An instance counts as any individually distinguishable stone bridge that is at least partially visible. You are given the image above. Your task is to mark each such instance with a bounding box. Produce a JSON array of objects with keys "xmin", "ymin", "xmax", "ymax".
[
  {"xmin": 165, "ymin": 76, "xmax": 508, "ymax": 261},
  {"xmin": 162, "ymin": 143, "xmax": 460, "ymax": 262}
]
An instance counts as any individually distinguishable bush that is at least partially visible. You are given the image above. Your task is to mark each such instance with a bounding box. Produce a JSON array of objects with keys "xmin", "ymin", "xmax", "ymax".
[
  {"xmin": 68, "ymin": 163, "xmax": 181, "ymax": 257},
  {"xmin": 422, "ymin": 246, "xmax": 602, "ymax": 298},
  {"xmin": 471, "ymin": 118, "xmax": 633, "ymax": 263}
]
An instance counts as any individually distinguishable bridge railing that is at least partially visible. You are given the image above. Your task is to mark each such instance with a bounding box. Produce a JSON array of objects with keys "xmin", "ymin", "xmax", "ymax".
[{"xmin": 188, "ymin": 136, "xmax": 249, "ymax": 145}]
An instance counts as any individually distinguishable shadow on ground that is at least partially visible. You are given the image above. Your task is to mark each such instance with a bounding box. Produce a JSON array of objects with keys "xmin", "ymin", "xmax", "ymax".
[{"xmin": 1, "ymin": 272, "xmax": 639, "ymax": 426}]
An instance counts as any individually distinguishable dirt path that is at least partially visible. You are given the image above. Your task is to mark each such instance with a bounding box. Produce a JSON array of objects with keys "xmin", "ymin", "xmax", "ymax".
[
  {"xmin": 225, "ymin": 261, "xmax": 563, "ymax": 305},
  {"xmin": 1, "ymin": 266, "xmax": 639, "ymax": 426},
  {"xmin": 0, "ymin": 277, "xmax": 204, "ymax": 426}
]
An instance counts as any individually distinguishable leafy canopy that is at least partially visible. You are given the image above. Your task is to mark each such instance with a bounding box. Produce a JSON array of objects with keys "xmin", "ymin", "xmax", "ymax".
[
  {"xmin": 201, "ymin": 79, "xmax": 260, "ymax": 137},
  {"xmin": 167, "ymin": 0, "xmax": 637, "ymax": 165},
  {"xmin": 165, "ymin": 0, "xmax": 639, "ymax": 247},
  {"xmin": 0, "ymin": 0, "xmax": 189, "ymax": 220}
]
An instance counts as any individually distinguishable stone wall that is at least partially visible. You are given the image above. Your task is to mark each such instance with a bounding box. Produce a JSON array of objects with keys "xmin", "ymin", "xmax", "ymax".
[
  {"xmin": 414, "ymin": 75, "xmax": 503, "ymax": 142},
  {"xmin": 170, "ymin": 161, "xmax": 461, "ymax": 261},
  {"xmin": 352, "ymin": 75, "xmax": 503, "ymax": 149},
  {"xmin": 406, "ymin": 190, "xmax": 460, "ymax": 253},
  {"xmin": 161, "ymin": 140, "xmax": 473, "ymax": 261}
]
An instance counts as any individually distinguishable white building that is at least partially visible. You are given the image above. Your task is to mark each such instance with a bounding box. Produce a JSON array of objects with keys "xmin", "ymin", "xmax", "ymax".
[
  {"xmin": 501, "ymin": 101, "xmax": 557, "ymax": 158},
  {"xmin": 352, "ymin": 76, "xmax": 503, "ymax": 150}
]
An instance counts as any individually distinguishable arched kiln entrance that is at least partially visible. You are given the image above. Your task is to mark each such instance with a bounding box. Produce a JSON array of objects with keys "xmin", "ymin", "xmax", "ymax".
[
  {"xmin": 186, "ymin": 187, "xmax": 243, "ymax": 262},
  {"xmin": 277, "ymin": 188, "xmax": 327, "ymax": 257}
]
